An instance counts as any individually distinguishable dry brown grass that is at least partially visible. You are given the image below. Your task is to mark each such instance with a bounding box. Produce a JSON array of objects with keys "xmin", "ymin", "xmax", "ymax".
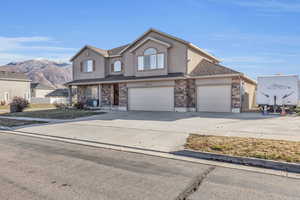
[
  {"xmin": 0, "ymin": 118, "xmax": 46, "ymax": 127},
  {"xmin": 185, "ymin": 134, "xmax": 300, "ymax": 163},
  {"xmin": 2, "ymin": 109, "xmax": 103, "ymax": 119}
]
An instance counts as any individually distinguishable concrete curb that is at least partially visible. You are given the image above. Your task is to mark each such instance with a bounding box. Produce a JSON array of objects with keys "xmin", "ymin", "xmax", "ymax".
[
  {"xmin": 1, "ymin": 130, "xmax": 300, "ymax": 179},
  {"xmin": 172, "ymin": 150, "xmax": 300, "ymax": 174},
  {"xmin": 0, "ymin": 126, "xmax": 12, "ymax": 131}
]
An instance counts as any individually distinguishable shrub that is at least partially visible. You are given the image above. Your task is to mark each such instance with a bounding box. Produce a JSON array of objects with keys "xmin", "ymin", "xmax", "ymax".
[
  {"xmin": 0, "ymin": 100, "xmax": 6, "ymax": 106},
  {"xmin": 53, "ymin": 102, "xmax": 68, "ymax": 110},
  {"xmin": 296, "ymin": 107, "xmax": 300, "ymax": 114},
  {"xmin": 73, "ymin": 101, "xmax": 85, "ymax": 110},
  {"xmin": 10, "ymin": 97, "xmax": 29, "ymax": 113}
]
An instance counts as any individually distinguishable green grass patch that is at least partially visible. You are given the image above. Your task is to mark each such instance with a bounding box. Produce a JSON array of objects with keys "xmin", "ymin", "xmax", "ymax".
[
  {"xmin": 1, "ymin": 109, "xmax": 104, "ymax": 119},
  {"xmin": 185, "ymin": 134, "xmax": 300, "ymax": 163}
]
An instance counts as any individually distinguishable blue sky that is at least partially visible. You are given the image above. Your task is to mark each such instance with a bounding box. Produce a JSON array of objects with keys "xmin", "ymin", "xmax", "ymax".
[{"xmin": 1, "ymin": 0, "xmax": 300, "ymax": 79}]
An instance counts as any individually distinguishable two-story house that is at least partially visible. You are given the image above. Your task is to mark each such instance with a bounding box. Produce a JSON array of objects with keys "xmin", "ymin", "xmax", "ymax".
[{"xmin": 66, "ymin": 28, "xmax": 256, "ymax": 113}]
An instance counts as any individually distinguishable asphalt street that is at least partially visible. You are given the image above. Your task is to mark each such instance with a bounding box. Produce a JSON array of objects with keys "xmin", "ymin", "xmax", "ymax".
[{"xmin": 0, "ymin": 133, "xmax": 299, "ymax": 200}]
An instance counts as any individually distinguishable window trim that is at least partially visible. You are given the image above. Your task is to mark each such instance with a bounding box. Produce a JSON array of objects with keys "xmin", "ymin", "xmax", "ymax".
[
  {"xmin": 81, "ymin": 59, "xmax": 95, "ymax": 73},
  {"xmin": 137, "ymin": 48, "xmax": 165, "ymax": 71},
  {"xmin": 112, "ymin": 60, "xmax": 122, "ymax": 73}
]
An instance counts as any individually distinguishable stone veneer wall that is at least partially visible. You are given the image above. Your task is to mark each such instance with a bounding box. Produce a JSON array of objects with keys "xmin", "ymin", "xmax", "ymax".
[
  {"xmin": 119, "ymin": 83, "xmax": 128, "ymax": 107},
  {"xmin": 174, "ymin": 79, "xmax": 196, "ymax": 110},
  {"xmin": 174, "ymin": 80, "xmax": 188, "ymax": 108},
  {"xmin": 231, "ymin": 77, "xmax": 241, "ymax": 112},
  {"xmin": 101, "ymin": 84, "xmax": 112, "ymax": 106},
  {"xmin": 187, "ymin": 79, "xmax": 196, "ymax": 108}
]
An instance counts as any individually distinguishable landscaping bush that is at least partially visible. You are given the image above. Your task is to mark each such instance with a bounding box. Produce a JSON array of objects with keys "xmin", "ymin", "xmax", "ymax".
[
  {"xmin": 53, "ymin": 102, "xmax": 68, "ymax": 110},
  {"xmin": 73, "ymin": 101, "xmax": 85, "ymax": 110},
  {"xmin": 295, "ymin": 107, "xmax": 300, "ymax": 114},
  {"xmin": 10, "ymin": 97, "xmax": 29, "ymax": 113},
  {"xmin": 0, "ymin": 100, "xmax": 6, "ymax": 106}
]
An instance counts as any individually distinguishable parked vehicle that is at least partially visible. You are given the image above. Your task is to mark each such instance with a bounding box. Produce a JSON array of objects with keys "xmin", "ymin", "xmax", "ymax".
[{"xmin": 256, "ymin": 75, "xmax": 299, "ymax": 112}]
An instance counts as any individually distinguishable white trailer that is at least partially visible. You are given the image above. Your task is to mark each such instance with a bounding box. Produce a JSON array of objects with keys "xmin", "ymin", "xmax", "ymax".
[{"xmin": 256, "ymin": 75, "xmax": 299, "ymax": 111}]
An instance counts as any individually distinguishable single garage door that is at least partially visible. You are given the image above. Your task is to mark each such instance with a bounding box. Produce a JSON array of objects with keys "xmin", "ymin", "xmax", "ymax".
[
  {"xmin": 128, "ymin": 87, "xmax": 174, "ymax": 111},
  {"xmin": 197, "ymin": 85, "xmax": 231, "ymax": 112}
]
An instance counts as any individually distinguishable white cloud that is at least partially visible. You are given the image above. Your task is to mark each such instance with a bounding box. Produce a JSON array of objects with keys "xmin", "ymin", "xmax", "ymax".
[
  {"xmin": 210, "ymin": 32, "xmax": 300, "ymax": 46},
  {"xmin": 0, "ymin": 36, "xmax": 76, "ymax": 65},
  {"xmin": 222, "ymin": 56, "xmax": 285, "ymax": 64},
  {"xmin": 232, "ymin": 0, "xmax": 300, "ymax": 13},
  {"xmin": 208, "ymin": 0, "xmax": 300, "ymax": 13},
  {"xmin": 0, "ymin": 36, "xmax": 76, "ymax": 52}
]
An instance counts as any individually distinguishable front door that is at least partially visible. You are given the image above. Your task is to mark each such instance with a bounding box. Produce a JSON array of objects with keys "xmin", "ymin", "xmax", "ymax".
[{"xmin": 113, "ymin": 84, "xmax": 119, "ymax": 106}]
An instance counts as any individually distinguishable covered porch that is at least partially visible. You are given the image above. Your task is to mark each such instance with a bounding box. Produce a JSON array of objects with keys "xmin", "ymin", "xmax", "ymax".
[{"xmin": 67, "ymin": 83, "xmax": 127, "ymax": 110}]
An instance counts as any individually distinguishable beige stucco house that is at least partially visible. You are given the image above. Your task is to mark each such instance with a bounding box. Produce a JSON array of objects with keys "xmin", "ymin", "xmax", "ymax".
[
  {"xmin": 66, "ymin": 28, "xmax": 256, "ymax": 113},
  {"xmin": 0, "ymin": 71, "xmax": 31, "ymax": 104},
  {"xmin": 31, "ymin": 83, "xmax": 55, "ymax": 98}
]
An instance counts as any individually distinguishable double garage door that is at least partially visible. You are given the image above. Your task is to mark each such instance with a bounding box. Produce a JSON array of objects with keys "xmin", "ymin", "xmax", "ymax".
[{"xmin": 128, "ymin": 85, "xmax": 231, "ymax": 112}]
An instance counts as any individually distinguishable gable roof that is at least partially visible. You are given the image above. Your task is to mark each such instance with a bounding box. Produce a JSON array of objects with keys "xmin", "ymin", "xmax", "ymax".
[
  {"xmin": 118, "ymin": 28, "xmax": 220, "ymax": 62},
  {"xmin": 31, "ymin": 83, "xmax": 54, "ymax": 90},
  {"xmin": 0, "ymin": 71, "xmax": 30, "ymax": 81},
  {"xmin": 46, "ymin": 88, "xmax": 69, "ymax": 97},
  {"xmin": 128, "ymin": 37, "xmax": 171, "ymax": 53},
  {"xmin": 108, "ymin": 44, "xmax": 130, "ymax": 56},
  {"xmin": 190, "ymin": 59, "xmax": 240, "ymax": 76},
  {"xmin": 70, "ymin": 45, "xmax": 109, "ymax": 61},
  {"xmin": 70, "ymin": 28, "xmax": 220, "ymax": 62}
]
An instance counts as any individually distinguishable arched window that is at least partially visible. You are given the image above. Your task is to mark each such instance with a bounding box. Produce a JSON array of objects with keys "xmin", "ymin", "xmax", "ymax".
[
  {"xmin": 144, "ymin": 48, "xmax": 157, "ymax": 55},
  {"xmin": 138, "ymin": 48, "xmax": 164, "ymax": 70},
  {"xmin": 113, "ymin": 60, "xmax": 122, "ymax": 72}
]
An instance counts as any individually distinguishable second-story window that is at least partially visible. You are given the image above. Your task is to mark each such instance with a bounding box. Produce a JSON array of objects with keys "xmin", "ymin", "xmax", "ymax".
[
  {"xmin": 138, "ymin": 48, "xmax": 164, "ymax": 71},
  {"xmin": 113, "ymin": 61, "xmax": 122, "ymax": 72},
  {"xmin": 81, "ymin": 60, "xmax": 94, "ymax": 72}
]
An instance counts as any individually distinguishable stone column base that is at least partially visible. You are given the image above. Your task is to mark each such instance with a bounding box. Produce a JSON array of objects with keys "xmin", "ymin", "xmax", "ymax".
[
  {"xmin": 175, "ymin": 107, "xmax": 196, "ymax": 112},
  {"xmin": 232, "ymin": 108, "xmax": 241, "ymax": 113}
]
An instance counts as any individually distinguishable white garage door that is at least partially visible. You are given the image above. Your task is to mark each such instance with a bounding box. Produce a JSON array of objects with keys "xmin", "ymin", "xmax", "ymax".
[
  {"xmin": 128, "ymin": 87, "xmax": 174, "ymax": 111},
  {"xmin": 197, "ymin": 85, "xmax": 231, "ymax": 112}
]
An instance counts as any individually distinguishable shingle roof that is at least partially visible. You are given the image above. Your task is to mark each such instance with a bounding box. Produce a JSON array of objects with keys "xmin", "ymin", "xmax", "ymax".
[
  {"xmin": 108, "ymin": 44, "xmax": 130, "ymax": 56},
  {"xmin": 46, "ymin": 88, "xmax": 69, "ymax": 97},
  {"xmin": 189, "ymin": 59, "xmax": 240, "ymax": 76},
  {"xmin": 0, "ymin": 71, "xmax": 30, "ymax": 81},
  {"xmin": 31, "ymin": 83, "xmax": 55, "ymax": 90},
  {"xmin": 66, "ymin": 73, "xmax": 185, "ymax": 85}
]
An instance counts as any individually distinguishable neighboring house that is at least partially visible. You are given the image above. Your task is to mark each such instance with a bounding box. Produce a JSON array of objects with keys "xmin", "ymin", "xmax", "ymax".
[
  {"xmin": 0, "ymin": 71, "xmax": 31, "ymax": 104},
  {"xmin": 46, "ymin": 88, "xmax": 75, "ymax": 104},
  {"xmin": 66, "ymin": 28, "xmax": 256, "ymax": 113},
  {"xmin": 31, "ymin": 83, "xmax": 55, "ymax": 98}
]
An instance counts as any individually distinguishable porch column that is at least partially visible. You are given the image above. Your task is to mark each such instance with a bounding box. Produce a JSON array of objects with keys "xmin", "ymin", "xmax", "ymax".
[
  {"xmin": 98, "ymin": 84, "xmax": 101, "ymax": 107},
  {"xmin": 68, "ymin": 85, "xmax": 72, "ymax": 106}
]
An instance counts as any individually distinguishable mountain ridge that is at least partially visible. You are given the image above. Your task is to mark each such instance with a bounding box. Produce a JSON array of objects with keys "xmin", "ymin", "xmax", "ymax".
[{"xmin": 0, "ymin": 59, "xmax": 72, "ymax": 88}]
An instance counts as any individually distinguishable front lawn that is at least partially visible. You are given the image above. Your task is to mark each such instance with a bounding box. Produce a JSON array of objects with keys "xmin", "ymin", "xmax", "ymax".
[
  {"xmin": 2, "ymin": 109, "xmax": 103, "ymax": 119},
  {"xmin": 185, "ymin": 134, "xmax": 300, "ymax": 163},
  {"xmin": 0, "ymin": 118, "xmax": 46, "ymax": 127}
]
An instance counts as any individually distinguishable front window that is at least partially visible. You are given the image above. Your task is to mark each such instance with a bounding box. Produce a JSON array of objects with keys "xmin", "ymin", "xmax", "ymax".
[
  {"xmin": 138, "ymin": 48, "xmax": 164, "ymax": 70},
  {"xmin": 82, "ymin": 60, "xmax": 94, "ymax": 72},
  {"xmin": 113, "ymin": 61, "xmax": 122, "ymax": 72}
]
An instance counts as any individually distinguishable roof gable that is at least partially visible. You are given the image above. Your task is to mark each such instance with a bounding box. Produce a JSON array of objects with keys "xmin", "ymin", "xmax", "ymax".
[
  {"xmin": 128, "ymin": 37, "xmax": 171, "ymax": 53},
  {"xmin": 118, "ymin": 28, "xmax": 220, "ymax": 62},
  {"xmin": 70, "ymin": 45, "xmax": 108, "ymax": 61}
]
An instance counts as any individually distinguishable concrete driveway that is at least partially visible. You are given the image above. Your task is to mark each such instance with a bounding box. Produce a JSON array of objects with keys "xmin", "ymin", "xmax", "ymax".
[{"xmin": 14, "ymin": 111, "xmax": 300, "ymax": 152}]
